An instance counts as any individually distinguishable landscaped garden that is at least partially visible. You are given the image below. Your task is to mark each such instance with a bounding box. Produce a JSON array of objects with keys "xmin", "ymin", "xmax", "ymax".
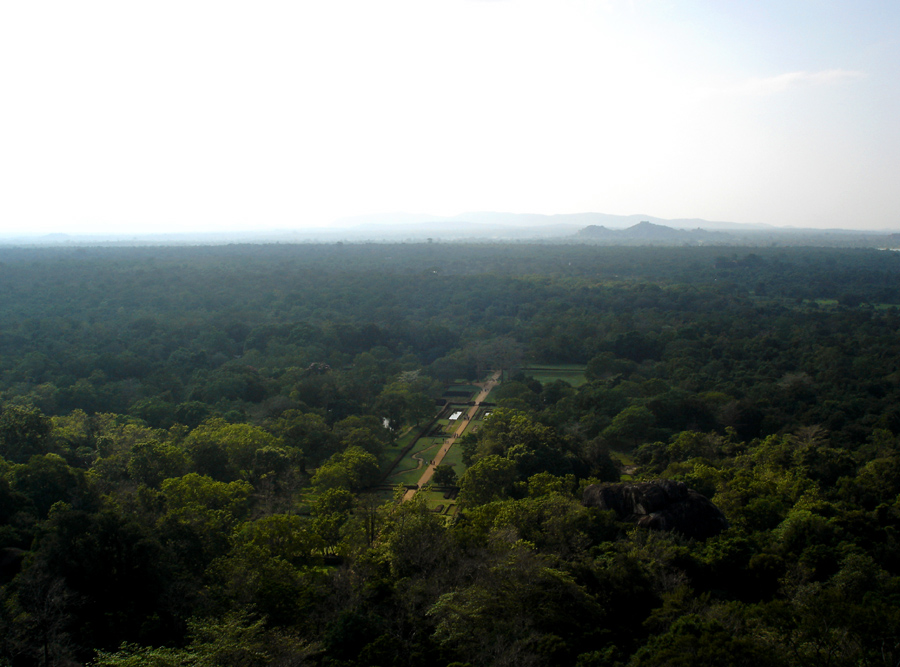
[
  {"xmin": 385, "ymin": 437, "xmax": 443, "ymax": 486},
  {"xmin": 419, "ymin": 486, "xmax": 460, "ymax": 518}
]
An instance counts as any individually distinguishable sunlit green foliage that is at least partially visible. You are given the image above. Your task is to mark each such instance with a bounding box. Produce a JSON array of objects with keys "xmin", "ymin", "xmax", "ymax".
[{"xmin": 0, "ymin": 243, "xmax": 899, "ymax": 664}]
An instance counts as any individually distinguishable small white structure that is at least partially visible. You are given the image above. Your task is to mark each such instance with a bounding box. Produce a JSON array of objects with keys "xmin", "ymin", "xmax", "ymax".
[{"xmin": 449, "ymin": 410, "xmax": 463, "ymax": 421}]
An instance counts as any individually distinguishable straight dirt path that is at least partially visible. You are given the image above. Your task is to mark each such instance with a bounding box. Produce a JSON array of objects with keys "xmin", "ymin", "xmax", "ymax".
[{"xmin": 402, "ymin": 371, "xmax": 501, "ymax": 502}]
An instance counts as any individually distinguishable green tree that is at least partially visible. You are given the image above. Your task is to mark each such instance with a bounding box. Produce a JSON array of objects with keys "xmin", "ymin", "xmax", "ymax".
[
  {"xmin": 160, "ymin": 473, "xmax": 253, "ymax": 561},
  {"xmin": 340, "ymin": 427, "xmax": 386, "ymax": 461},
  {"xmin": 11, "ymin": 506, "xmax": 168, "ymax": 661},
  {"xmin": 373, "ymin": 389, "xmax": 408, "ymax": 434},
  {"xmin": 432, "ymin": 464, "xmax": 458, "ymax": 487},
  {"xmin": 10, "ymin": 454, "xmax": 92, "ymax": 517},
  {"xmin": 126, "ymin": 440, "xmax": 189, "ymax": 488},
  {"xmin": 310, "ymin": 446, "xmax": 379, "ymax": 493},
  {"xmin": 269, "ymin": 410, "xmax": 337, "ymax": 464},
  {"xmin": 93, "ymin": 611, "xmax": 319, "ymax": 667},
  {"xmin": 429, "ymin": 541, "xmax": 602, "ymax": 667},
  {"xmin": 629, "ymin": 614, "xmax": 780, "ymax": 667},
  {"xmin": 161, "ymin": 473, "xmax": 253, "ymax": 517},
  {"xmin": 476, "ymin": 409, "xmax": 549, "ymax": 459},
  {"xmin": 0, "ymin": 405, "xmax": 52, "ymax": 464},
  {"xmin": 601, "ymin": 405, "xmax": 657, "ymax": 450},
  {"xmin": 458, "ymin": 456, "xmax": 518, "ymax": 507},
  {"xmin": 184, "ymin": 420, "xmax": 282, "ymax": 481}
]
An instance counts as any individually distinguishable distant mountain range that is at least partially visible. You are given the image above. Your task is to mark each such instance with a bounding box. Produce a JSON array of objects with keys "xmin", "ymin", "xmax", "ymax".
[
  {"xmin": 333, "ymin": 211, "xmax": 775, "ymax": 235},
  {"xmin": 1, "ymin": 212, "xmax": 897, "ymax": 247},
  {"xmin": 324, "ymin": 212, "xmax": 896, "ymax": 246}
]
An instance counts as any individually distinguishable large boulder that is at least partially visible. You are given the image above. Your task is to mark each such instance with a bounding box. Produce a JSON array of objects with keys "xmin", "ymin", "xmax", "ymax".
[{"xmin": 583, "ymin": 479, "xmax": 728, "ymax": 539}]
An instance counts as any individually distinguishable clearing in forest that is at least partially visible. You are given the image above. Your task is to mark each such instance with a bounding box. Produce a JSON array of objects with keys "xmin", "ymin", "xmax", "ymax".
[{"xmin": 400, "ymin": 371, "xmax": 501, "ymax": 504}]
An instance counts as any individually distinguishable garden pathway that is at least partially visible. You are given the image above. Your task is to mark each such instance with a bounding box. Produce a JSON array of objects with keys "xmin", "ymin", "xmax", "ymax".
[{"xmin": 402, "ymin": 370, "xmax": 501, "ymax": 502}]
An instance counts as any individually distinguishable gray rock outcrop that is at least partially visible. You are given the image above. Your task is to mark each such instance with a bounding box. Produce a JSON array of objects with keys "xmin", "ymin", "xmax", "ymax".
[{"xmin": 583, "ymin": 479, "xmax": 728, "ymax": 539}]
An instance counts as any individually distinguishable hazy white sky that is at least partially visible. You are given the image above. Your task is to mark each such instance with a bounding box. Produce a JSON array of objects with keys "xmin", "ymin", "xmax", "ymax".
[{"xmin": 1, "ymin": 0, "xmax": 898, "ymax": 234}]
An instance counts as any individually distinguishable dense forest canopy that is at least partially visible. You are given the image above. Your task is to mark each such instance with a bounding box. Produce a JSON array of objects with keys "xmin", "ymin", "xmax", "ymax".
[{"xmin": 1, "ymin": 242, "xmax": 899, "ymax": 666}]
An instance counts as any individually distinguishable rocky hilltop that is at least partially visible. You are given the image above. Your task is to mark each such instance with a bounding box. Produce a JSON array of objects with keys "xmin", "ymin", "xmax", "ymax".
[{"xmin": 583, "ymin": 479, "xmax": 729, "ymax": 539}]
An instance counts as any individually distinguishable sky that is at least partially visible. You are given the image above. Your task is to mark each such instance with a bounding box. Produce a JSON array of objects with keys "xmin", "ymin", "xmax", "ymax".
[{"xmin": 1, "ymin": 0, "xmax": 899, "ymax": 235}]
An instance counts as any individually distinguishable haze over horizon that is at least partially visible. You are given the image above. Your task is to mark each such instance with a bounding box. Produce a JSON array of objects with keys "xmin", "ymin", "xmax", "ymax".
[{"xmin": 2, "ymin": 1, "xmax": 898, "ymax": 236}]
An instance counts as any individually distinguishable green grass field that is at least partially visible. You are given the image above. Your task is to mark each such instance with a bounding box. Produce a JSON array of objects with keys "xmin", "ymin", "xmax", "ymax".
[
  {"xmin": 385, "ymin": 437, "xmax": 442, "ymax": 485},
  {"xmin": 437, "ymin": 439, "xmax": 466, "ymax": 470},
  {"xmin": 384, "ymin": 420, "xmax": 475, "ymax": 491},
  {"xmin": 609, "ymin": 449, "xmax": 636, "ymax": 481},
  {"xmin": 367, "ymin": 485, "xmax": 407, "ymax": 504},
  {"xmin": 421, "ymin": 487, "xmax": 459, "ymax": 517},
  {"xmin": 381, "ymin": 426, "xmax": 423, "ymax": 466},
  {"xmin": 389, "ymin": 466, "xmax": 426, "ymax": 486},
  {"xmin": 609, "ymin": 450, "xmax": 635, "ymax": 466}
]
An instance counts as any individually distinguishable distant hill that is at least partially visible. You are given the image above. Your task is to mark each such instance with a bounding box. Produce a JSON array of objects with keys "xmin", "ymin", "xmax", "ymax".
[
  {"xmin": 442, "ymin": 212, "xmax": 774, "ymax": 232},
  {"xmin": 311, "ymin": 211, "xmax": 776, "ymax": 243},
  {"xmin": 576, "ymin": 221, "xmax": 730, "ymax": 244}
]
